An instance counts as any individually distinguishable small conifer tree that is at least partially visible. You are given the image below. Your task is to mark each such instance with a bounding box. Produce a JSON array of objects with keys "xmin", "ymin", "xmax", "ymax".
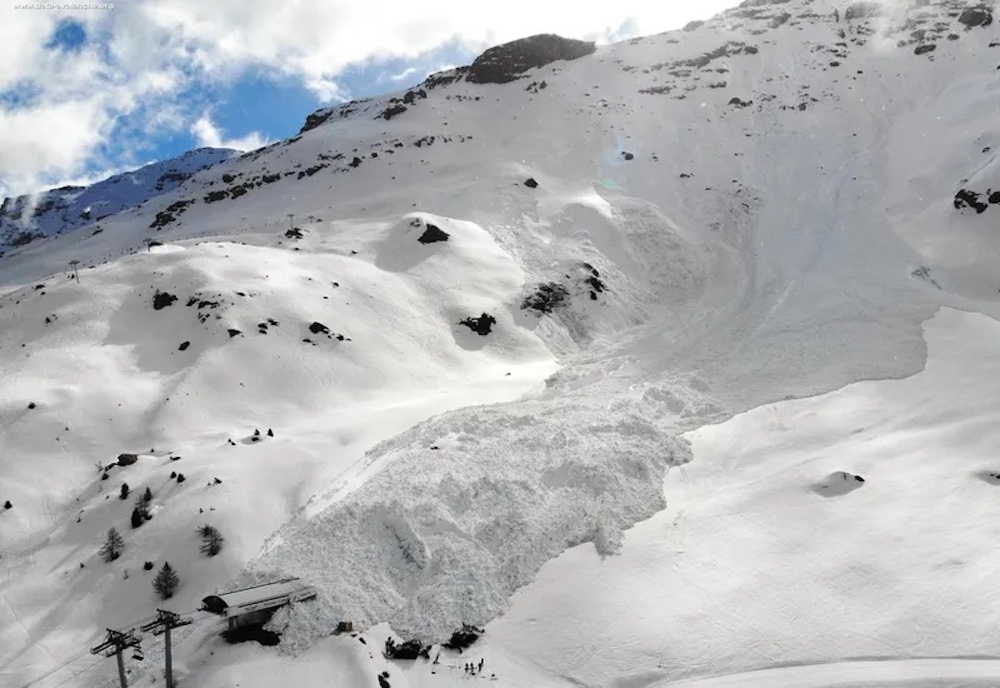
[
  {"xmin": 198, "ymin": 524, "xmax": 225, "ymax": 557},
  {"xmin": 120, "ymin": 483, "xmax": 130, "ymax": 500},
  {"xmin": 153, "ymin": 562, "xmax": 180, "ymax": 599},
  {"xmin": 99, "ymin": 527, "xmax": 125, "ymax": 562}
]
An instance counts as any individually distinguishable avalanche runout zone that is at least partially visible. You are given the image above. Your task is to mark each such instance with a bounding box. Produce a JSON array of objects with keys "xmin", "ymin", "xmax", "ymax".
[{"xmin": 251, "ymin": 400, "xmax": 692, "ymax": 642}]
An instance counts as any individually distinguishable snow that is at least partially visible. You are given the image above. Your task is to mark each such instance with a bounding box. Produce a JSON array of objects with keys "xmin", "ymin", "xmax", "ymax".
[
  {"xmin": 488, "ymin": 308, "xmax": 1000, "ymax": 687},
  {"xmin": 4, "ymin": 1, "xmax": 1000, "ymax": 686}
]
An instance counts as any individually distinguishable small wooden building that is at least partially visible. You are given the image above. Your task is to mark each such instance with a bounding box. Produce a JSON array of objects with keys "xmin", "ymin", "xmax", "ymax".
[{"xmin": 201, "ymin": 577, "xmax": 317, "ymax": 630}]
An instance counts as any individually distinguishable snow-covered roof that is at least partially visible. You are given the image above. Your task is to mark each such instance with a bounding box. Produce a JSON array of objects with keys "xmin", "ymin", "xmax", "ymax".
[{"xmin": 203, "ymin": 578, "xmax": 316, "ymax": 616}]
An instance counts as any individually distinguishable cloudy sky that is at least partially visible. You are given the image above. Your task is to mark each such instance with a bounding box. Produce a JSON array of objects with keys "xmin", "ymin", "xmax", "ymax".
[{"xmin": 0, "ymin": 0, "xmax": 739, "ymax": 197}]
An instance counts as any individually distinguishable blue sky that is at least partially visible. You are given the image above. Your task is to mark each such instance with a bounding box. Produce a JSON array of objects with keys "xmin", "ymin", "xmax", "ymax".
[{"xmin": 0, "ymin": 1, "xmax": 737, "ymax": 197}]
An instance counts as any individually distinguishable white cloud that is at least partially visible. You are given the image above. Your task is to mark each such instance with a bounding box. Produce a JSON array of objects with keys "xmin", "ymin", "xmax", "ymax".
[
  {"xmin": 191, "ymin": 113, "xmax": 268, "ymax": 152},
  {"xmin": 389, "ymin": 67, "xmax": 418, "ymax": 82},
  {"xmin": 1, "ymin": 0, "xmax": 742, "ymax": 195}
]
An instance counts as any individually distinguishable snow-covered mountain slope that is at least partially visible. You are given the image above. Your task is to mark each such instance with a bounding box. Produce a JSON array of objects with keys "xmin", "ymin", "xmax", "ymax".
[
  {"xmin": 3, "ymin": 1, "xmax": 1000, "ymax": 687},
  {"xmin": 0, "ymin": 148, "xmax": 237, "ymax": 253}
]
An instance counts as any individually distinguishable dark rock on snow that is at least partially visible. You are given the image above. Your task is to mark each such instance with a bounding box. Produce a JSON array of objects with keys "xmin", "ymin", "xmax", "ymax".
[
  {"xmin": 521, "ymin": 282, "xmax": 569, "ymax": 314},
  {"xmin": 466, "ymin": 34, "xmax": 596, "ymax": 84},
  {"xmin": 117, "ymin": 453, "xmax": 139, "ymax": 466},
  {"xmin": 524, "ymin": 177, "xmax": 539, "ymax": 188},
  {"xmin": 417, "ymin": 223, "xmax": 450, "ymax": 244},
  {"xmin": 955, "ymin": 189, "xmax": 989, "ymax": 213},
  {"xmin": 958, "ymin": 7, "xmax": 993, "ymax": 28}
]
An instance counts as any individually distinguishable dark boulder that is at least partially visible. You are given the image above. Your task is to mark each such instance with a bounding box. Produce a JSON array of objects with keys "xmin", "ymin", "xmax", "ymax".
[
  {"xmin": 914, "ymin": 43, "xmax": 936, "ymax": 55},
  {"xmin": 466, "ymin": 34, "xmax": 595, "ymax": 84},
  {"xmin": 117, "ymin": 453, "xmax": 139, "ymax": 466},
  {"xmin": 178, "ymin": 341, "xmax": 190, "ymax": 351},
  {"xmin": 417, "ymin": 224, "xmax": 450, "ymax": 244},
  {"xmin": 309, "ymin": 321, "xmax": 330, "ymax": 335},
  {"xmin": 524, "ymin": 177, "xmax": 539, "ymax": 188},
  {"xmin": 958, "ymin": 7, "xmax": 993, "ymax": 28}
]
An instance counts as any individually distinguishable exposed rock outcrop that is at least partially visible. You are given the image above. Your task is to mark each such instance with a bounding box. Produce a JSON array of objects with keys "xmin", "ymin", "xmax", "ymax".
[{"xmin": 465, "ymin": 34, "xmax": 596, "ymax": 85}]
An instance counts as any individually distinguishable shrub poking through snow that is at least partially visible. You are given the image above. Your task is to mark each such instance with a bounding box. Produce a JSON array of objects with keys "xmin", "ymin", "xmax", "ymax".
[
  {"xmin": 3, "ymin": 500, "xmax": 11, "ymax": 510},
  {"xmin": 99, "ymin": 527, "xmax": 125, "ymax": 562},
  {"xmin": 133, "ymin": 488, "xmax": 153, "ymax": 526},
  {"xmin": 153, "ymin": 562, "xmax": 180, "ymax": 599},
  {"xmin": 152, "ymin": 290, "xmax": 178, "ymax": 310},
  {"xmin": 120, "ymin": 483, "xmax": 130, "ymax": 500},
  {"xmin": 459, "ymin": 313, "xmax": 496, "ymax": 336},
  {"xmin": 176, "ymin": 473, "xmax": 186, "ymax": 483},
  {"xmin": 198, "ymin": 524, "xmax": 225, "ymax": 556},
  {"xmin": 143, "ymin": 561, "xmax": 154, "ymax": 571}
]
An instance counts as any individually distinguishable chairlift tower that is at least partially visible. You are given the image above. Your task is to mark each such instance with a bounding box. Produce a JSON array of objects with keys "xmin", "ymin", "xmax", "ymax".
[
  {"xmin": 141, "ymin": 609, "xmax": 193, "ymax": 688},
  {"xmin": 90, "ymin": 628, "xmax": 142, "ymax": 688}
]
